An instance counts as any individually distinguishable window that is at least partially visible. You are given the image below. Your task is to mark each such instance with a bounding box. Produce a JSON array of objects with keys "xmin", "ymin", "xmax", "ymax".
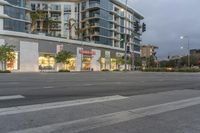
[{"xmin": 64, "ymin": 5, "xmax": 71, "ymax": 12}]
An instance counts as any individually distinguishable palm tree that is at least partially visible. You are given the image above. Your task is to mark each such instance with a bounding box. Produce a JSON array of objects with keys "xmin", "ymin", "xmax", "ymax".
[
  {"xmin": 30, "ymin": 10, "xmax": 47, "ymax": 33},
  {"xmin": 65, "ymin": 18, "xmax": 77, "ymax": 39},
  {"xmin": 85, "ymin": 21, "xmax": 94, "ymax": 42}
]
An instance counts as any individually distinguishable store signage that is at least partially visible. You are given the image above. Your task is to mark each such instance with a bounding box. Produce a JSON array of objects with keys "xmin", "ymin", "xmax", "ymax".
[
  {"xmin": 79, "ymin": 50, "xmax": 96, "ymax": 55},
  {"xmin": 56, "ymin": 44, "xmax": 64, "ymax": 53}
]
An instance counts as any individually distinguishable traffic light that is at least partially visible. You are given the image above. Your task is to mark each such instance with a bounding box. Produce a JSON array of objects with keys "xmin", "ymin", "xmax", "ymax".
[
  {"xmin": 142, "ymin": 23, "xmax": 146, "ymax": 32},
  {"xmin": 134, "ymin": 21, "xmax": 140, "ymax": 32},
  {"xmin": 127, "ymin": 45, "xmax": 130, "ymax": 53}
]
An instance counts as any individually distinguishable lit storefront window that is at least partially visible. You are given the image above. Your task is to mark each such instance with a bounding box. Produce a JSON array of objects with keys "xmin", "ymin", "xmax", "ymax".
[
  {"xmin": 82, "ymin": 56, "xmax": 92, "ymax": 71},
  {"xmin": 101, "ymin": 58, "xmax": 106, "ymax": 70},
  {"xmin": 7, "ymin": 52, "xmax": 18, "ymax": 71},
  {"xmin": 111, "ymin": 58, "xmax": 117, "ymax": 70},
  {"xmin": 65, "ymin": 58, "xmax": 76, "ymax": 71},
  {"xmin": 39, "ymin": 54, "xmax": 55, "ymax": 70}
]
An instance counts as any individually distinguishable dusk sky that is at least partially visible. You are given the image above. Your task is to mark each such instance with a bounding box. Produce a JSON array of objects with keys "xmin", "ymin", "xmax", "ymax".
[{"xmin": 129, "ymin": 0, "xmax": 200, "ymax": 59}]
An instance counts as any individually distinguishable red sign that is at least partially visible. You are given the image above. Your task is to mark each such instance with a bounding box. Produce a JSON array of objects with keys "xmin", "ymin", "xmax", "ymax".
[{"xmin": 79, "ymin": 50, "xmax": 96, "ymax": 55}]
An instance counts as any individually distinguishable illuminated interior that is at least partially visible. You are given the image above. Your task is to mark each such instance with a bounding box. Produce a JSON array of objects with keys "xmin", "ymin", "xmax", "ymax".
[
  {"xmin": 7, "ymin": 52, "xmax": 18, "ymax": 71},
  {"xmin": 39, "ymin": 54, "xmax": 55, "ymax": 70},
  {"xmin": 111, "ymin": 58, "xmax": 117, "ymax": 70},
  {"xmin": 65, "ymin": 58, "xmax": 76, "ymax": 71},
  {"xmin": 82, "ymin": 56, "xmax": 92, "ymax": 71}
]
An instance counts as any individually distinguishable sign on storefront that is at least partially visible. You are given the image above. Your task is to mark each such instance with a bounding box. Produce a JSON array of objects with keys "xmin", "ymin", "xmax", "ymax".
[
  {"xmin": 79, "ymin": 50, "xmax": 96, "ymax": 55},
  {"xmin": 56, "ymin": 44, "xmax": 64, "ymax": 53}
]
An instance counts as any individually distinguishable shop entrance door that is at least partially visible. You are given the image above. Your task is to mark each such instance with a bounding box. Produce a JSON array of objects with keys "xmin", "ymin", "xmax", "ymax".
[{"xmin": 82, "ymin": 56, "xmax": 92, "ymax": 71}]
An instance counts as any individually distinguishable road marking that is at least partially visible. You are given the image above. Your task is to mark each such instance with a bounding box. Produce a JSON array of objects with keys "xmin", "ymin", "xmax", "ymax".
[
  {"xmin": 0, "ymin": 95, "xmax": 24, "ymax": 101},
  {"xmin": 0, "ymin": 95, "xmax": 127, "ymax": 116},
  {"xmin": 43, "ymin": 86, "xmax": 54, "ymax": 89},
  {"xmin": 8, "ymin": 96, "xmax": 200, "ymax": 133}
]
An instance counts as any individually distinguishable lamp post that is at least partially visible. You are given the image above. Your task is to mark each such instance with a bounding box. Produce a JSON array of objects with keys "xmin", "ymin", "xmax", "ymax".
[
  {"xmin": 180, "ymin": 36, "xmax": 190, "ymax": 67},
  {"xmin": 124, "ymin": 0, "xmax": 128, "ymax": 71}
]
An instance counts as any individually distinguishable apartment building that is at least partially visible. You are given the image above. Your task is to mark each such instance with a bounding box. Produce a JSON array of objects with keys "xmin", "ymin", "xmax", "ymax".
[
  {"xmin": 0, "ymin": 0, "xmax": 31, "ymax": 32},
  {"xmin": 141, "ymin": 44, "xmax": 158, "ymax": 58},
  {"xmin": 80, "ymin": 0, "xmax": 144, "ymax": 53},
  {"xmin": 30, "ymin": 0, "xmax": 79, "ymax": 38},
  {"xmin": 0, "ymin": 0, "xmax": 145, "ymax": 72}
]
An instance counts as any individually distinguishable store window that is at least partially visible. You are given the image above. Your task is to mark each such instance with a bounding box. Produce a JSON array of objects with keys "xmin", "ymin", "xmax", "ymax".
[
  {"xmin": 64, "ymin": 58, "xmax": 76, "ymax": 71},
  {"xmin": 39, "ymin": 54, "xmax": 55, "ymax": 70},
  {"xmin": 6, "ymin": 52, "xmax": 18, "ymax": 71},
  {"xmin": 82, "ymin": 56, "xmax": 92, "ymax": 71},
  {"xmin": 111, "ymin": 58, "xmax": 117, "ymax": 70}
]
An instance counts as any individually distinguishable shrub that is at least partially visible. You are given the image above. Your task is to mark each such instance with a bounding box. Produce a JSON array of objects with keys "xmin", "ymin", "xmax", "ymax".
[
  {"xmin": 142, "ymin": 67, "xmax": 200, "ymax": 73},
  {"xmin": 113, "ymin": 69, "xmax": 120, "ymax": 71},
  {"xmin": 58, "ymin": 69, "xmax": 70, "ymax": 72},
  {"xmin": 0, "ymin": 70, "xmax": 11, "ymax": 73},
  {"xmin": 102, "ymin": 69, "xmax": 110, "ymax": 72}
]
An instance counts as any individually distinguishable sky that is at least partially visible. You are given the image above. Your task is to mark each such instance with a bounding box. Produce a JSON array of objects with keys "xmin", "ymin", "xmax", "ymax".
[{"xmin": 127, "ymin": 0, "xmax": 200, "ymax": 59}]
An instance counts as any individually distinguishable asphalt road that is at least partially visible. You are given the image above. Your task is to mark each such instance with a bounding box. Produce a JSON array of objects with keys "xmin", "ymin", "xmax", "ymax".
[
  {"xmin": 0, "ymin": 72, "xmax": 200, "ymax": 107},
  {"xmin": 0, "ymin": 72, "xmax": 200, "ymax": 133}
]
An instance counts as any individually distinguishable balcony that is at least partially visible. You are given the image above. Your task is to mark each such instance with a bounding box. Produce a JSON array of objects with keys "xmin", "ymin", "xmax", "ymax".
[
  {"xmin": 91, "ymin": 23, "xmax": 99, "ymax": 27},
  {"xmin": 89, "ymin": 14, "xmax": 100, "ymax": 18},
  {"xmin": 82, "ymin": 3, "xmax": 100, "ymax": 12},
  {"xmin": 51, "ymin": 17, "xmax": 61, "ymax": 21}
]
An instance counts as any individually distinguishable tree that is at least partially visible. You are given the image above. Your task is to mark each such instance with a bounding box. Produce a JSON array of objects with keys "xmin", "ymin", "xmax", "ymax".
[
  {"xmin": 134, "ymin": 56, "xmax": 142, "ymax": 67},
  {"xmin": 85, "ymin": 21, "xmax": 94, "ymax": 41},
  {"xmin": 0, "ymin": 44, "xmax": 15, "ymax": 71},
  {"xmin": 30, "ymin": 10, "xmax": 47, "ymax": 33},
  {"xmin": 65, "ymin": 18, "xmax": 77, "ymax": 39},
  {"xmin": 55, "ymin": 51, "xmax": 73, "ymax": 70}
]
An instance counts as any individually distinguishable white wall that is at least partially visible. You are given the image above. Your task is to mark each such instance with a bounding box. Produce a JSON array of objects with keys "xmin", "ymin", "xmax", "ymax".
[
  {"xmin": 20, "ymin": 41, "xmax": 39, "ymax": 72},
  {"xmin": 0, "ymin": 5, "xmax": 4, "ymax": 30},
  {"xmin": 0, "ymin": 39, "xmax": 4, "ymax": 70},
  {"xmin": 91, "ymin": 49, "xmax": 101, "ymax": 71},
  {"xmin": 76, "ymin": 47, "xmax": 82, "ymax": 71}
]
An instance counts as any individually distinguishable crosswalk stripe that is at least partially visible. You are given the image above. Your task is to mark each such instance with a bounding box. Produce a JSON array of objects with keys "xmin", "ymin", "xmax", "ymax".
[
  {"xmin": 0, "ymin": 95, "xmax": 24, "ymax": 100},
  {"xmin": 0, "ymin": 95, "xmax": 127, "ymax": 116},
  {"xmin": 8, "ymin": 96, "xmax": 200, "ymax": 133}
]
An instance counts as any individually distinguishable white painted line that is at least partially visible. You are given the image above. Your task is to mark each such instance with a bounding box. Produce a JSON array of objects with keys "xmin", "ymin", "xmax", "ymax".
[
  {"xmin": 43, "ymin": 86, "xmax": 54, "ymax": 89},
  {"xmin": 0, "ymin": 95, "xmax": 127, "ymax": 116},
  {"xmin": 8, "ymin": 96, "xmax": 200, "ymax": 133},
  {"xmin": 0, "ymin": 95, "xmax": 24, "ymax": 101}
]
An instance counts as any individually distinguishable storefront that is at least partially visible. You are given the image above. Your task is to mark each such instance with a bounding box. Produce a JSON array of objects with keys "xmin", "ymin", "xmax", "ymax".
[
  {"xmin": 6, "ymin": 52, "xmax": 19, "ymax": 71},
  {"xmin": 39, "ymin": 54, "xmax": 56, "ymax": 70},
  {"xmin": 0, "ymin": 34, "xmax": 128, "ymax": 72}
]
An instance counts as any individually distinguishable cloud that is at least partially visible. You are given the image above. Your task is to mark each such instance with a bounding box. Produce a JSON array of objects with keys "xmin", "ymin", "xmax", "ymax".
[{"xmin": 132, "ymin": 0, "xmax": 200, "ymax": 59}]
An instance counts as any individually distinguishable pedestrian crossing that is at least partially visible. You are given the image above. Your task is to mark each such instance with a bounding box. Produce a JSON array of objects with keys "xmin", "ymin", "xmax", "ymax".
[
  {"xmin": 1, "ymin": 90, "xmax": 200, "ymax": 133},
  {"xmin": 0, "ymin": 95, "xmax": 25, "ymax": 101}
]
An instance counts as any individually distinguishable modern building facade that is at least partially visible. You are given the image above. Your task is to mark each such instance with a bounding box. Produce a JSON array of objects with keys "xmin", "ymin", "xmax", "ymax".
[
  {"xmin": 190, "ymin": 49, "xmax": 200, "ymax": 55},
  {"xmin": 0, "ymin": 0, "xmax": 145, "ymax": 72},
  {"xmin": 141, "ymin": 45, "xmax": 158, "ymax": 58},
  {"xmin": 0, "ymin": 0, "xmax": 31, "ymax": 32}
]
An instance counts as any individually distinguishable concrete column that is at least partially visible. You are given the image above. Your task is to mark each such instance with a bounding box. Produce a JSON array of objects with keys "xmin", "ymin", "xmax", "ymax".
[
  {"xmin": 76, "ymin": 47, "xmax": 82, "ymax": 71},
  {"xmin": 19, "ymin": 41, "xmax": 39, "ymax": 72},
  {"xmin": 91, "ymin": 49, "xmax": 101, "ymax": 71},
  {"xmin": 0, "ymin": 40, "xmax": 4, "ymax": 70},
  {"xmin": 0, "ymin": 5, "xmax": 4, "ymax": 30},
  {"xmin": 105, "ymin": 51, "xmax": 111, "ymax": 70}
]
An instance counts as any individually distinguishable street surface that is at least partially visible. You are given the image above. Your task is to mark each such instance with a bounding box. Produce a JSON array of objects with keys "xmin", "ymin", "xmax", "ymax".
[{"xmin": 0, "ymin": 72, "xmax": 200, "ymax": 133}]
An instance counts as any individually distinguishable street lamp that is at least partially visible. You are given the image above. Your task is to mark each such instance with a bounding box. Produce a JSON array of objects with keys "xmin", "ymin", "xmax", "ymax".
[{"xmin": 180, "ymin": 36, "xmax": 190, "ymax": 67}]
